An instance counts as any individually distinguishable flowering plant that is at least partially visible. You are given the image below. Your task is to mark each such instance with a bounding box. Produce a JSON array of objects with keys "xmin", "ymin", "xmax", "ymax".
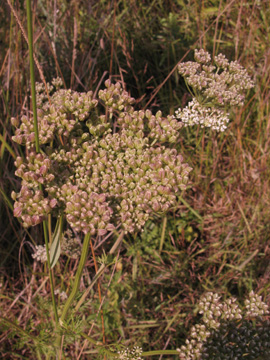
[
  {"xmin": 12, "ymin": 79, "xmax": 191, "ymax": 236},
  {"xmin": 11, "ymin": 49, "xmax": 259, "ymax": 358},
  {"xmin": 175, "ymin": 49, "xmax": 254, "ymax": 131}
]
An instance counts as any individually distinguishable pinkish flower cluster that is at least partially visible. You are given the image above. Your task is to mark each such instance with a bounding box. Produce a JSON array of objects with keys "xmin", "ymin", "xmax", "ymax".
[
  {"xmin": 11, "ymin": 186, "xmax": 57, "ymax": 227},
  {"xmin": 12, "ymin": 79, "xmax": 98, "ymax": 147},
  {"xmin": 12, "ymin": 79, "xmax": 192, "ymax": 234}
]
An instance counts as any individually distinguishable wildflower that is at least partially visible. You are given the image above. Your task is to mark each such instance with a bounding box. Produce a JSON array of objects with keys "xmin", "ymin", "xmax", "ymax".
[
  {"xmin": 117, "ymin": 346, "xmax": 142, "ymax": 360},
  {"xmin": 32, "ymin": 245, "xmax": 47, "ymax": 263},
  {"xmin": 54, "ymin": 289, "xmax": 68, "ymax": 301},
  {"xmin": 175, "ymin": 98, "xmax": 229, "ymax": 132},
  {"xmin": 176, "ymin": 49, "xmax": 254, "ymax": 131},
  {"xmin": 194, "ymin": 49, "xmax": 211, "ymax": 64},
  {"xmin": 12, "ymin": 79, "xmax": 192, "ymax": 236},
  {"xmin": 245, "ymin": 290, "xmax": 269, "ymax": 317},
  {"xmin": 61, "ymin": 229, "xmax": 82, "ymax": 259}
]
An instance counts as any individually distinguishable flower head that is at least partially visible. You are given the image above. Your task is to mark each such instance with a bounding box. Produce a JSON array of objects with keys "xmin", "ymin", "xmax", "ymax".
[
  {"xmin": 176, "ymin": 49, "xmax": 254, "ymax": 131},
  {"xmin": 12, "ymin": 79, "xmax": 191, "ymax": 236}
]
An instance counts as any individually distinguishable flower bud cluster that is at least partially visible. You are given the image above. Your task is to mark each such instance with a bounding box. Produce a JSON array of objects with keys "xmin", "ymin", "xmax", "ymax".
[
  {"xmin": 99, "ymin": 79, "xmax": 135, "ymax": 112},
  {"xmin": 32, "ymin": 245, "xmax": 47, "ymax": 263},
  {"xmin": 57, "ymin": 89, "xmax": 98, "ymax": 122},
  {"xmin": 86, "ymin": 115, "xmax": 111, "ymax": 137},
  {"xmin": 117, "ymin": 346, "xmax": 142, "ymax": 360},
  {"xmin": 198, "ymin": 292, "xmax": 243, "ymax": 325},
  {"xmin": 12, "ymin": 85, "xmax": 98, "ymax": 147},
  {"xmin": 12, "ymin": 186, "xmax": 57, "ymax": 227},
  {"xmin": 177, "ymin": 291, "xmax": 269, "ymax": 360},
  {"xmin": 222, "ymin": 297, "xmax": 242, "ymax": 321},
  {"xmin": 175, "ymin": 49, "xmax": 254, "ymax": 131},
  {"xmin": 51, "ymin": 77, "xmax": 63, "ymax": 89},
  {"xmin": 178, "ymin": 49, "xmax": 254, "ymax": 106},
  {"xmin": 198, "ymin": 292, "xmax": 224, "ymax": 329},
  {"xmin": 14, "ymin": 152, "xmax": 55, "ymax": 187},
  {"xmin": 76, "ymin": 131, "xmax": 191, "ymax": 233},
  {"xmin": 54, "ymin": 289, "xmax": 68, "ymax": 301},
  {"xmin": 147, "ymin": 111, "xmax": 183, "ymax": 143},
  {"xmin": 194, "ymin": 49, "xmax": 212, "ymax": 64},
  {"xmin": 11, "ymin": 78, "xmax": 63, "ymax": 145},
  {"xmin": 117, "ymin": 108, "xmax": 183, "ymax": 143},
  {"xmin": 117, "ymin": 110, "xmax": 145, "ymax": 136},
  {"xmin": 31, "ymin": 229, "xmax": 82, "ymax": 262},
  {"xmin": 63, "ymin": 186, "xmax": 115, "ymax": 235},
  {"xmin": 244, "ymin": 290, "xmax": 269, "ymax": 317},
  {"xmin": 35, "ymin": 81, "xmax": 54, "ymax": 106},
  {"xmin": 12, "ymin": 79, "xmax": 191, "ymax": 235},
  {"xmin": 61, "ymin": 229, "xmax": 82, "ymax": 259}
]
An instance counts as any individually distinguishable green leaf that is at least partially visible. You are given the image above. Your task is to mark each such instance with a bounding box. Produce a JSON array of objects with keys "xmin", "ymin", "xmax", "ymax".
[
  {"xmin": 202, "ymin": 7, "xmax": 219, "ymax": 15},
  {"xmin": 49, "ymin": 215, "xmax": 63, "ymax": 268}
]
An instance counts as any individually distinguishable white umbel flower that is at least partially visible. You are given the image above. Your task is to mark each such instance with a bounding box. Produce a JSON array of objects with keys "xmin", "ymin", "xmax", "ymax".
[
  {"xmin": 32, "ymin": 245, "xmax": 47, "ymax": 263},
  {"xmin": 175, "ymin": 98, "xmax": 230, "ymax": 132}
]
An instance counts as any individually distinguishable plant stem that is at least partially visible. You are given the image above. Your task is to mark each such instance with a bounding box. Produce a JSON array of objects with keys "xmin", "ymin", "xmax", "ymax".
[
  {"xmin": 89, "ymin": 238, "xmax": 106, "ymax": 348},
  {"xmin": 74, "ymin": 230, "xmax": 124, "ymax": 313},
  {"xmin": 159, "ymin": 216, "xmax": 167, "ymax": 252},
  {"xmin": 55, "ymin": 233, "xmax": 91, "ymax": 357},
  {"xmin": 26, "ymin": 0, "xmax": 58, "ymax": 326},
  {"xmin": 60, "ymin": 233, "xmax": 91, "ymax": 323},
  {"xmin": 76, "ymin": 331, "xmax": 117, "ymax": 357},
  {"xmin": 142, "ymin": 350, "xmax": 180, "ymax": 356},
  {"xmin": 43, "ymin": 221, "xmax": 59, "ymax": 323},
  {"xmin": 26, "ymin": 0, "xmax": 39, "ymax": 153}
]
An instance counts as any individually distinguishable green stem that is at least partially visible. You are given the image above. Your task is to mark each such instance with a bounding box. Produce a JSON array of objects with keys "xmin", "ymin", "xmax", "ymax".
[
  {"xmin": 43, "ymin": 221, "xmax": 59, "ymax": 323},
  {"xmin": 55, "ymin": 233, "xmax": 91, "ymax": 357},
  {"xmin": 56, "ymin": 231, "xmax": 123, "ymax": 356},
  {"xmin": 75, "ymin": 230, "xmax": 124, "ymax": 312},
  {"xmin": 60, "ymin": 233, "xmax": 91, "ymax": 323},
  {"xmin": 77, "ymin": 331, "xmax": 117, "ymax": 357},
  {"xmin": 1, "ymin": 316, "xmax": 38, "ymax": 342},
  {"xmin": 26, "ymin": 0, "xmax": 58, "ymax": 326},
  {"xmin": 179, "ymin": 196, "xmax": 203, "ymax": 222},
  {"xmin": 7, "ymin": 0, "xmax": 14, "ymax": 99},
  {"xmin": 142, "ymin": 350, "xmax": 180, "ymax": 356},
  {"xmin": 0, "ymin": 132, "xmax": 16, "ymax": 159},
  {"xmin": 159, "ymin": 216, "xmax": 167, "ymax": 252},
  {"xmin": 26, "ymin": 0, "xmax": 39, "ymax": 153}
]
